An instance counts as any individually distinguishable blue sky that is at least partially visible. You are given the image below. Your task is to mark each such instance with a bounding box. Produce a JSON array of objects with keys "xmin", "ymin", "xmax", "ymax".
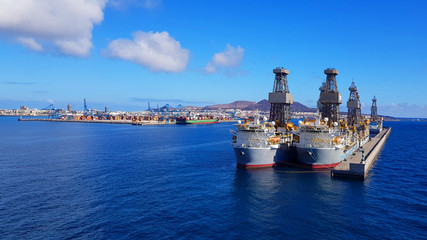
[{"xmin": 0, "ymin": 0, "xmax": 426, "ymax": 117}]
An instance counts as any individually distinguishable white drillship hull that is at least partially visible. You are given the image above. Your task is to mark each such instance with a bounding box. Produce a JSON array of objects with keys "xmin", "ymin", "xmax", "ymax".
[
  {"xmin": 233, "ymin": 145, "xmax": 287, "ymax": 168},
  {"xmin": 295, "ymin": 145, "xmax": 357, "ymax": 168}
]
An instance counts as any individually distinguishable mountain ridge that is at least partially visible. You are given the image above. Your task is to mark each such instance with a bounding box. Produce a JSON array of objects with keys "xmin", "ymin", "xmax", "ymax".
[{"xmin": 204, "ymin": 100, "xmax": 316, "ymax": 112}]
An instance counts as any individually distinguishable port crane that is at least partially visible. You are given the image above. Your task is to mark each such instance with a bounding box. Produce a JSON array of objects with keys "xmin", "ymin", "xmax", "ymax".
[
  {"xmin": 41, "ymin": 104, "xmax": 61, "ymax": 119},
  {"xmin": 83, "ymin": 99, "xmax": 93, "ymax": 116}
]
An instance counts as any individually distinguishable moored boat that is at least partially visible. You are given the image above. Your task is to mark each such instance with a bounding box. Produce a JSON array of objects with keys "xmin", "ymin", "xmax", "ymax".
[{"xmin": 176, "ymin": 116, "xmax": 219, "ymax": 124}]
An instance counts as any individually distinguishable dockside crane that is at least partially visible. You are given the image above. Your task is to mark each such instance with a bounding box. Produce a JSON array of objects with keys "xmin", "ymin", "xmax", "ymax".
[
  {"xmin": 83, "ymin": 98, "xmax": 93, "ymax": 116},
  {"xmin": 41, "ymin": 104, "xmax": 61, "ymax": 119}
]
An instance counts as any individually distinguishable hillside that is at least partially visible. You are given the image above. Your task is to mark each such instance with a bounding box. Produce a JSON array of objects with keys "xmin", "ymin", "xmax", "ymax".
[
  {"xmin": 239, "ymin": 99, "xmax": 316, "ymax": 112},
  {"xmin": 205, "ymin": 101, "xmax": 256, "ymax": 110}
]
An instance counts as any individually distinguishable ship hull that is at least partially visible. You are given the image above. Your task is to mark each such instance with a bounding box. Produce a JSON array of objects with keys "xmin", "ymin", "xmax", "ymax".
[
  {"xmin": 233, "ymin": 146, "xmax": 287, "ymax": 168},
  {"xmin": 295, "ymin": 145, "xmax": 356, "ymax": 169}
]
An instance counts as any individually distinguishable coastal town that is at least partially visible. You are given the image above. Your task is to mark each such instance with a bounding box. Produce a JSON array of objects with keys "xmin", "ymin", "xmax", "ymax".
[{"xmin": 0, "ymin": 99, "xmax": 318, "ymax": 124}]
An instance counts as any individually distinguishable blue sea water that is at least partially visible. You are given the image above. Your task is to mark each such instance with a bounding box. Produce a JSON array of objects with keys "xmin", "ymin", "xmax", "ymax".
[{"xmin": 0, "ymin": 117, "xmax": 426, "ymax": 239}]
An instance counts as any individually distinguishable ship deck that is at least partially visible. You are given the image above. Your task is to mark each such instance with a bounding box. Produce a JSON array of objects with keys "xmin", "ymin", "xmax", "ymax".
[{"xmin": 331, "ymin": 127, "xmax": 391, "ymax": 179}]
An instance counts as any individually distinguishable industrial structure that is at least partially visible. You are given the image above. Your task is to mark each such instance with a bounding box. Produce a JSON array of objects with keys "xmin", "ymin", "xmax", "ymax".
[
  {"xmin": 347, "ymin": 81, "xmax": 362, "ymax": 125},
  {"xmin": 269, "ymin": 67, "xmax": 293, "ymax": 127},
  {"xmin": 371, "ymin": 96, "xmax": 378, "ymax": 121},
  {"xmin": 317, "ymin": 68, "xmax": 342, "ymax": 123},
  {"xmin": 83, "ymin": 99, "xmax": 89, "ymax": 116}
]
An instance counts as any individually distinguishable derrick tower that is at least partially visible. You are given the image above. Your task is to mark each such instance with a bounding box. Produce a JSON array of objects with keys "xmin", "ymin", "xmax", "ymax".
[
  {"xmin": 269, "ymin": 67, "xmax": 293, "ymax": 127},
  {"xmin": 371, "ymin": 96, "xmax": 378, "ymax": 121},
  {"xmin": 347, "ymin": 81, "xmax": 361, "ymax": 125},
  {"xmin": 318, "ymin": 68, "xmax": 342, "ymax": 122}
]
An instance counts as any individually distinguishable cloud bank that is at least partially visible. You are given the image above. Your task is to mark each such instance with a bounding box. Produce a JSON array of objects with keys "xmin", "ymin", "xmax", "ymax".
[
  {"xmin": 205, "ymin": 44, "xmax": 244, "ymax": 75},
  {"xmin": 0, "ymin": 0, "xmax": 107, "ymax": 56},
  {"xmin": 104, "ymin": 31, "xmax": 190, "ymax": 72}
]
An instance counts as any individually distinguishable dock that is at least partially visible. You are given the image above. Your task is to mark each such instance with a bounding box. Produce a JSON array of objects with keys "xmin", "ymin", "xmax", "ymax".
[
  {"xmin": 18, "ymin": 118, "xmax": 236, "ymax": 125},
  {"xmin": 18, "ymin": 118, "xmax": 174, "ymax": 125},
  {"xmin": 331, "ymin": 127, "xmax": 391, "ymax": 179}
]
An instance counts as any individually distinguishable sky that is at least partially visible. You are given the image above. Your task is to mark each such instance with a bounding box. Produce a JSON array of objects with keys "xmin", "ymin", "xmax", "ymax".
[{"xmin": 0, "ymin": 0, "xmax": 426, "ymax": 117}]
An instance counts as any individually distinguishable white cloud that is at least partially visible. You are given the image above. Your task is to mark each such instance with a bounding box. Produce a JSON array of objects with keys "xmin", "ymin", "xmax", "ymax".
[
  {"xmin": 109, "ymin": 0, "xmax": 162, "ymax": 10},
  {"xmin": 0, "ymin": 0, "xmax": 107, "ymax": 56},
  {"xmin": 103, "ymin": 31, "xmax": 190, "ymax": 73},
  {"xmin": 16, "ymin": 37, "xmax": 43, "ymax": 51},
  {"xmin": 204, "ymin": 44, "xmax": 244, "ymax": 74}
]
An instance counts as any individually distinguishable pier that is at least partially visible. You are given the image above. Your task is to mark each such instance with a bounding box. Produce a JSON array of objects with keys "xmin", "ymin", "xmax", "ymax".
[
  {"xmin": 18, "ymin": 118, "xmax": 236, "ymax": 125},
  {"xmin": 18, "ymin": 118, "xmax": 174, "ymax": 125},
  {"xmin": 331, "ymin": 127, "xmax": 391, "ymax": 179}
]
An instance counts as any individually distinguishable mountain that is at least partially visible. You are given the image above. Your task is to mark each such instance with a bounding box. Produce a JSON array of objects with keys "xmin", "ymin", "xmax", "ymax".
[
  {"xmin": 242, "ymin": 99, "xmax": 316, "ymax": 112},
  {"xmin": 205, "ymin": 101, "xmax": 256, "ymax": 110},
  {"xmin": 291, "ymin": 101, "xmax": 317, "ymax": 112},
  {"xmin": 243, "ymin": 100, "xmax": 270, "ymax": 111}
]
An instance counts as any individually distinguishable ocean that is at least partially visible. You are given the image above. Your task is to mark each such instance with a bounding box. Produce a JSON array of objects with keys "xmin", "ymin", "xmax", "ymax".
[{"xmin": 0, "ymin": 117, "xmax": 426, "ymax": 239}]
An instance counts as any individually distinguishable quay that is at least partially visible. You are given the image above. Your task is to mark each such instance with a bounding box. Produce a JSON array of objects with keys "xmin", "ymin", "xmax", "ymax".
[
  {"xmin": 331, "ymin": 127, "xmax": 391, "ymax": 180},
  {"xmin": 18, "ymin": 118, "xmax": 174, "ymax": 125},
  {"xmin": 18, "ymin": 118, "xmax": 236, "ymax": 125}
]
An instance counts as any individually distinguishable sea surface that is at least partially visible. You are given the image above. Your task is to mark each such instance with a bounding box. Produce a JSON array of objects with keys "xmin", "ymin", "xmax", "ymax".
[{"xmin": 0, "ymin": 117, "xmax": 426, "ymax": 239}]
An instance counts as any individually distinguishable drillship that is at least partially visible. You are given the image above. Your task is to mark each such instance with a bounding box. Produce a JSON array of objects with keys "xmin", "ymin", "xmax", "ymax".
[
  {"xmin": 231, "ymin": 67, "xmax": 294, "ymax": 168},
  {"xmin": 231, "ymin": 114, "xmax": 290, "ymax": 168},
  {"xmin": 293, "ymin": 69, "xmax": 370, "ymax": 168}
]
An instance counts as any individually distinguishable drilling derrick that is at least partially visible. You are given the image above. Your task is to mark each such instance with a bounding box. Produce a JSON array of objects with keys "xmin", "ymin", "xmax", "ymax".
[
  {"xmin": 371, "ymin": 96, "xmax": 378, "ymax": 121},
  {"xmin": 318, "ymin": 68, "xmax": 342, "ymax": 123},
  {"xmin": 317, "ymin": 82, "xmax": 326, "ymax": 110},
  {"xmin": 347, "ymin": 81, "xmax": 361, "ymax": 125},
  {"xmin": 269, "ymin": 67, "xmax": 293, "ymax": 127}
]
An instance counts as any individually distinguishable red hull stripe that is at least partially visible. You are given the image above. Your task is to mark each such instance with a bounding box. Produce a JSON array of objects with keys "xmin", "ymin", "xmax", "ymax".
[
  {"xmin": 237, "ymin": 163, "xmax": 275, "ymax": 168},
  {"xmin": 304, "ymin": 162, "xmax": 341, "ymax": 169},
  {"xmin": 282, "ymin": 161, "xmax": 341, "ymax": 169}
]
